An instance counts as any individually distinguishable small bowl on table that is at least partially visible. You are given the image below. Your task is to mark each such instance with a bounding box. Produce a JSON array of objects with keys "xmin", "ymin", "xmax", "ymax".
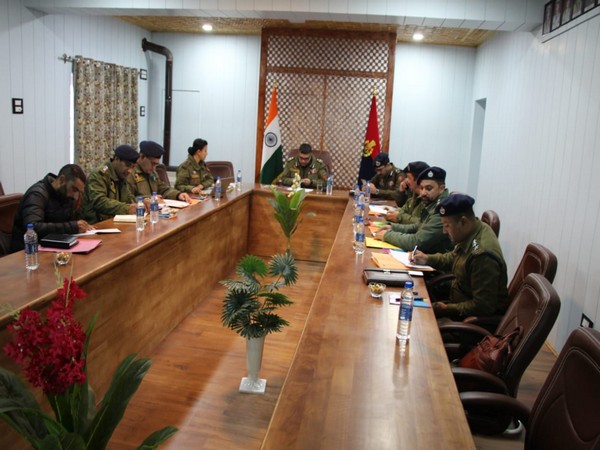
[
  {"xmin": 54, "ymin": 251, "xmax": 72, "ymax": 266},
  {"xmin": 368, "ymin": 282, "xmax": 386, "ymax": 298}
]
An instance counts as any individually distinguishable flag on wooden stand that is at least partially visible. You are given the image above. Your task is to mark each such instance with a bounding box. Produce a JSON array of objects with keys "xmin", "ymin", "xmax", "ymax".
[
  {"xmin": 357, "ymin": 93, "xmax": 381, "ymax": 184},
  {"xmin": 259, "ymin": 86, "xmax": 284, "ymax": 184}
]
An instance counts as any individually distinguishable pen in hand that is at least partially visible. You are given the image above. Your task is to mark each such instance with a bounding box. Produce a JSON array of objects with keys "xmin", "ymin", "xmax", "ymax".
[{"xmin": 410, "ymin": 245, "xmax": 418, "ymax": 263}]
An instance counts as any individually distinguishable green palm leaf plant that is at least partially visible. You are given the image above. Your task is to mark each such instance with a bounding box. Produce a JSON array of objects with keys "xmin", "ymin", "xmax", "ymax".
[
  {"xmin": 0, "ymin": 271, "xmax": 177, "ymax": 449},
  {"xmin": 269, "ymin": 187, "xmax": 315, "ymax": 252}
]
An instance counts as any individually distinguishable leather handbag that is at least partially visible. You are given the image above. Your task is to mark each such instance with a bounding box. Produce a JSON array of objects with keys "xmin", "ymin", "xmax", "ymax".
[
  {"xmin": 458, "ymin": 327, "xmax": 523, "ymax": 376},
  {"xmin": 362, "ymin": 269, "xmax": 413, "ymax": 287}
]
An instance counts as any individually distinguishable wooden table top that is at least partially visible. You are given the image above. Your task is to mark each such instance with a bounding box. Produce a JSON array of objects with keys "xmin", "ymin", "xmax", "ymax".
[{"xmin": 261, "ymin": 201, "xmax": 476, "ymax": 449}]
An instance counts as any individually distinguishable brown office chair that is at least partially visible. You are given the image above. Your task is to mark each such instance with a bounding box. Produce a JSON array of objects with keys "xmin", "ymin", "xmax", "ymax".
[
  {"xmin": 0, "ymin": 193, "xmax": 23, "ymax": 256},
  {"xmin": 443, "ymin": 273, "xmax": 561, "ymax": 435},
  {"xmin": 461, "ymin": 327, "xmax": 600, "ymax": 444},
  {"xmin": 463, "ymin": 242, "xmax": 558, "ymax": 332},
  {"xmin": 155, "ymin": 163, "xmax": 171, "ymax": 187},
  {"xmin": 481, "ymin": 209, "xmax": 500, "ymax": 237},
  {"xmin": 0, "ymin": 181, "xmax": 5, "ymax": 196},
  {"xmin": 205, "ymin": 161, "xmax": 234, "ymax": 179},
  {"xmin": 287, "ymin": 149, "xmax": 333, "ymax": 172}
]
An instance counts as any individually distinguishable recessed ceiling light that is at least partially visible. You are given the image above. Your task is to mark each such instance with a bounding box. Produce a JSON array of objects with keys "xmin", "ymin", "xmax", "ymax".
[
  {"xmin": 202, "ymin": 23, "xmax": 213, "ymax": 32},
  {"xmin": 413, "ymin": 32, "xmax": 424, "ymax": 41}
]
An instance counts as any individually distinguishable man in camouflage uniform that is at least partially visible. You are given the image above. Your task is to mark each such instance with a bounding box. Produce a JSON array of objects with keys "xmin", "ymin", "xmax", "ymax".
[
  {"xmin": 411, "ymin": 194, "xmax": 509, "ymax": 321},
  {"xmin": 374, "ymin": 166, "xmax": 452, "ymax": 254},
  {"xmin": 82, "ymin": 145, "xmax": 140, "ymax": 224},
  {"xmin": 367, "ymin": 153, "xmax": 405, "ymax": 200},
  {"xmin": 386, "ymin": 160, "xmax": 429, "ymax": 225},
  {"xmin": 128, "ymin": 141, "xmax": 191, "ymax": 202},
  {"xmin": 275, "ymin": 143, "xmax": 329, "ymax": 189},
  {"xmin": 175, "ymin": 138, "xmax": 214, "ymax": 194}
]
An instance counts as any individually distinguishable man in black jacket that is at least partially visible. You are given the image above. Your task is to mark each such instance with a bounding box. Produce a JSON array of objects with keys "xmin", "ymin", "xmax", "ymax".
[{"xmin": 10, "ymin": 164, "xmax": 94, "ymax": 252}]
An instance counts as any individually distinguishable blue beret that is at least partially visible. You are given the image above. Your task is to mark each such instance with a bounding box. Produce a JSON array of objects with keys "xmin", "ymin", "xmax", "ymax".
[
  {"xmin": 114, "ymin": 145, "xmax": 139, "ymax": 163},
  {"xmin": 403, "ymin": 161, "xmax": 429, "ymax": 176},
  {"xmin": 139, "ymin": 140, "xmax": 165, "ymax": 158},
  {"xmin": 436, "ymin": 194, "xmax": 475, "ymax": 216},
  {"xmin": 417, "ymin": 166, "xmax": 446, "ymax": 184},
  {"xmin": 374, "ymin": 153, "xmax": 390, "ymax": 168}
]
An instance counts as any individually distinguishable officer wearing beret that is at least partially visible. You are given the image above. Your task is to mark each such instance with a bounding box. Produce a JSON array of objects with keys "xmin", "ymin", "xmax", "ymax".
[
  {"xmin": 128, "ymin": 141, "xmax": 191, "ymax": 203},
  {"xmin": 274, "ymin": 143, "xmax": 329, "ymax": 188},
  {"xmin": 367, "ymin": 153, "xmax": 406, "ymax": 200},
  {"xmin": 82, "ymin": 145, "xmax": 141, "ymax": 224},
  {"xmin": 175, "ymin": 138, "xmax": 215, "ymax": 194},
  {"xmin": 386, "ymin": 160, "xmax": 429, "ymax": 225},
  {"xmin": 374, "ymin": 166, "xmax": 452, "ymax": 254},
  {"xmin": 411, "ymin": 194, "xmax": 509, "ymax": 321}
]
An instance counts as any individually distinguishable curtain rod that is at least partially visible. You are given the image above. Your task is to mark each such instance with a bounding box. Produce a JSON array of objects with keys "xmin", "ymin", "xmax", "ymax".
[{"xmin": 58, "ymin": 53, "xmax": 74, "ymax": 63}]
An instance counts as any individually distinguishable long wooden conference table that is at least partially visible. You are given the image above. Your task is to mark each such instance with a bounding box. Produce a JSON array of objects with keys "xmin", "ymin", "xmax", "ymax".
[{"xmin": 0, "ymin": 185, "xmax": 474, "ymax": 449}]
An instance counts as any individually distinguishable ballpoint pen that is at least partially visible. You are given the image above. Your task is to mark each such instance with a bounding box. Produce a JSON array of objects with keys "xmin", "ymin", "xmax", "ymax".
[{"xmin": 411, "ymin": 245, "xmax": 418, "ymax": 263}]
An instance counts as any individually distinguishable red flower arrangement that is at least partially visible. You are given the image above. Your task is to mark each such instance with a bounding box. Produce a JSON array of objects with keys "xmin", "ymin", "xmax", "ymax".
[
  {"xmin": 5, "ymin": 278, "xmax": 87, "ymax": 395},
  {"xmin": 0, "ymin": 274, "xmax": 176, "ymax": 450}
]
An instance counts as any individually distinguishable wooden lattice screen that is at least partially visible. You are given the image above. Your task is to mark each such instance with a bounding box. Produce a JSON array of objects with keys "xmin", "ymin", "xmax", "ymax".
[{"xmin": 255, "ymin": 28, "xmax": 396, "ymax": 189}]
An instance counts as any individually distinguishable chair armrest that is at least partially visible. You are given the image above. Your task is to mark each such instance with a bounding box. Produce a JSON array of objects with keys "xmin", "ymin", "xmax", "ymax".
[
  {"xmin": 463, "ymin": 315, "xmax": 503, "ymax": 334},
  {"xmin": 439, "ymin": 321, "xmax": 492, "ymax": 339},
  {"xmin": 460, "ymin": 391, "xmax": 530, "ymax": 429},
  {"xmin": 452, "ymin": 367, "xmax": 509, "ymax": 394},
  {"xmin": 439, "ymin": 322, "xmax": 492, "ymax": 360},
  {"xmin": 427, "ymin": 272, "xmax": 455, "ymax": 286}
]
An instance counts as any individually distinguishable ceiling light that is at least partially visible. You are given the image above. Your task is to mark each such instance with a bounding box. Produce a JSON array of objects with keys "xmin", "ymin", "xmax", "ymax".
[
  {"xmin": 413, "ymin": 32, "xmax": 424, "ymax": 41},
  {"xmin": 202, "ymin": 23, "xmax": 213, "ymax": 32}
]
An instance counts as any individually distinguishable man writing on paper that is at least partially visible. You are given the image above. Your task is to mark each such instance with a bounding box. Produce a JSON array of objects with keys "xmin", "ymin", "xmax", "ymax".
[
  {"xmin": 274, "ymin": 143, "xmax": 329, "ymax": 188},
  {"xmin": 385, "ymin": 160, "xmax": 429, "ymax": 225},
  {"xmin": 10, "ymin": 164, "xmax": 95, "ymax": 252},
  {"xmin": 367, "ymin": 153, "xmax": 405, "ymax": 201},
  {"xmin": 128, "ymin": 140, "xmax": 191, "ymax": 203},
  {"xmin": 373, "ymin": 166, "xmax": 452, "ymax": 255},
  {"xmin": 411, "ymin": 194, "xmax": 509, "ymax": 321},
  {"xmin": 82, "ymin": 145, "xmax": 142, "ymax": 224}
]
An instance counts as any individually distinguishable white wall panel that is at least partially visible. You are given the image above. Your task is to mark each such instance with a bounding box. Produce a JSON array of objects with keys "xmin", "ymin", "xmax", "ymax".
[
  {"xmin": 0, "ymin": 0, "xmax": 150, "ymax": 193},
  {"xmin": 389, "ymin": 43, "xmax": 475, "ymax": 194},
  {"xmin": 473, "ymin": 16, "xmax": 600, "ymax": 349}
]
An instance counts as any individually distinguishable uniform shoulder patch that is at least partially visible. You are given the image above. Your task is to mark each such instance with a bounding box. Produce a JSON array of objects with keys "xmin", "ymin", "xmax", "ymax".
[
  {"xmin": 134, "ymin": 173, "xmax": 144, "ymax": 183},
  {"xmin": 100, "ymin": 165, "xmax": 109, "ymax": 173}
]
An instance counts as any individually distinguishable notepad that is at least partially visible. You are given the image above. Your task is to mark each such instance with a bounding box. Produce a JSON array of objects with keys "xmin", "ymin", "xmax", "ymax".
[
  {"xmin": 75, "ymin": 228, "xmax": 121, "ymax": 236},
  {"xmin": 365, "ymin": 237, "xmax": 400, "ymax": 250},
  {"xmin": 114, "ymin": 214, "xmax": 147, "ymax": 223},
  {"xmin": 162, "ymin": 199, "xmax": 189, "ymax": 208},
  {"xmin": 389, "ymin": 250, "xmax": 435, "ymax": 271},
  {"xmin": 388, "ymin": 292, "xmax": 432, "ymax": 308}
]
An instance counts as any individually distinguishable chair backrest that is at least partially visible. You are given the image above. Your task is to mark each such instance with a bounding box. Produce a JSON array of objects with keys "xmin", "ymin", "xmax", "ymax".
[
  {"xmin": 155, "ymin": 163, "xmax": 170, "ymax": 187},
  {"xmin": 206, "ymin": 161, "xmax": 234, "ymax": 179},
  {"xmin": 507, "ymin": 243, "xmax": 558, "ymax": 301},
  {"xmin": 481, "ymin": 210, "xmax": 500, "ymax": 237},
  {"xmin": 0, "ymin": 181, "xmax": 5, "ymax": 196},
  {"xmin": 0, "ymin": 193, "xmax": 23, "ymax": 256},
  {"xmin": 526, "ymin": 327, "xmax": 600, "ymax": 450},
  {"xmin": 494, "ymin": 273, "xmax": 561, "ymax": 397},
  {"xmin": 287, "ymin": 149, "xmax": 333, "ymax": 172}
]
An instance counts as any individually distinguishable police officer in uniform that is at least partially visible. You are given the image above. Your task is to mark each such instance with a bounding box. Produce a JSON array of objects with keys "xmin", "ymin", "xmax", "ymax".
[
  {"xmin": 386, "ymin": 160, "xmax": 429, "ymax": 225},
  {"xmin": 374, "ymin": 166, "xmax": 452, "ymax": 254},
  {"xmin": 367, "ymin": 153, "xmax": 405, "ymax": 200},
  {"xmin": 411, "ymin": 194, "xmax": 509, "ymax": 321},
  {"xmin": 82, "ymin": 145, "xmax": 141, "ymax": 224},
  {"xmin": 175, "ymin": 138, "xmax": 214, "ymax": 194},
  {"xmin": 128, "ymin": 141, "xmax": 191, "ymax": 202},
  {"xmin": 275, "ymin": 143, "xmax": 329, "ymax": 188}
]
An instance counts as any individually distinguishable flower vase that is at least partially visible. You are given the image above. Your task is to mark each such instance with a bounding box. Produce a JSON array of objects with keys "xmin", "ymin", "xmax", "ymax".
[{"xmin": 239, "ymin": 335, "xmax": 267, "ymax": 394}]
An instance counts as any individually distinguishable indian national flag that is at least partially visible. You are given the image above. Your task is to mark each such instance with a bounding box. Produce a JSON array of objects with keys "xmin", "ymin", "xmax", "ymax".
[{"xmin": 259, "ymin": 86, "xmax": 284, "ymax": 184}]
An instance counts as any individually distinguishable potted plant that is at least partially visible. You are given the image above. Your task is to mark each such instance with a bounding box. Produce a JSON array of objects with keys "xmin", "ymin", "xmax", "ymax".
[{"xmin": 220, "ymin": 187, "xmax": 313, "ymax": 393}]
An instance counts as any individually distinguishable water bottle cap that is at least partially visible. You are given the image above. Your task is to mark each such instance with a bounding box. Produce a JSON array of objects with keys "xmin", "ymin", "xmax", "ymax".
[
  {"xmin": 152, "ymin": 191, "xmax": 157, "ymax": 195},
  {"xmin": 27, "ymin": 223, "xmax": 33, "ymax": 230},
  {"xmin": 138, "ymin": 196, "xmax": 143, "ymax": 201},
  {"xmin": 405, "ymin": 281, "xmax": 413, "ymax": 288},
  {"xmin": 217, "ymin": 176, "xmax": 221, "ymax": 180}
]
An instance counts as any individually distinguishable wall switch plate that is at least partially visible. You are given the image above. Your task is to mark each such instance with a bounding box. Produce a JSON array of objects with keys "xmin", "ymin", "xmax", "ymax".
[
  {"xmin": 581, "ymin": 313, "xmax": 594, "ymax": 328},
  {"xmin": 12, "ymin": 98, "xmax": 23, "ymax": 114}
]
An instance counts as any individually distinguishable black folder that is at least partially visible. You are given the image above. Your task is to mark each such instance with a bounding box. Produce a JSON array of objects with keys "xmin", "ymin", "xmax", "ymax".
[{"xmin": 40, "ymin": 234, "xmax": 79, "ymax": 249}]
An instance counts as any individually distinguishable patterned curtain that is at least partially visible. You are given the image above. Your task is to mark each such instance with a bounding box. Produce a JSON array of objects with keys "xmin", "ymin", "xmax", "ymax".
[{"xmin": 73, "ymin": 57, "xmax": 138, "ymax": 175}]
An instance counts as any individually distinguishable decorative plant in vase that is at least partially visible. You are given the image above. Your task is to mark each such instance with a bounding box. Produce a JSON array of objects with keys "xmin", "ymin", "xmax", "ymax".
[
  {"xmin": 221, "ymin": 187, "xmax": 314, "ymax": 393},
  {"xmin": 0, "ymin": 267, "xmax": 177, "ymax": 449}
]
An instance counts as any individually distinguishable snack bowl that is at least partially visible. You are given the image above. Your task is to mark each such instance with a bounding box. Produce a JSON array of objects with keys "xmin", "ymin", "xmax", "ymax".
[
  {"xmin": 368, "ymin": 282, "xmax": 386, "ymax": 298},
  {"xmin": 54, "ymin": 251, "xmax": 72, "ymax": 266}
]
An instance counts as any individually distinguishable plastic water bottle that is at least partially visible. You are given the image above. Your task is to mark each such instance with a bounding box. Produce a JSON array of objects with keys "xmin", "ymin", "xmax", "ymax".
[
  {"xmin": 353, "ymin": 184, "xmax": 360, "ymax": 208},
  {"xmin": 354, "ymin": 217, "xmax": 365, "ymax": 254},
  {"xmin": 150, "ymin": 192, "xmax": 159, "ymax": 224},
  {"xmin": 326, "ymin": 173, "xmax": 334, "ymax": 195},
  {"xmin": 397, "ymin": 281, "xmax": 414, "ymax": 341},
  {"xmin": 136, "ymin": 196, "xmax": 145, "ymax": 231},
  {"xmin": 24, "ymin": 224, "xmax": 39, "ymax": 271},
  {"xmin": 236, "ymin": 169, "xmax": 242, "ymax": 192},
  {"xmin": 214, "ymin": 176, "xmax": 222, "ymax": 201}
]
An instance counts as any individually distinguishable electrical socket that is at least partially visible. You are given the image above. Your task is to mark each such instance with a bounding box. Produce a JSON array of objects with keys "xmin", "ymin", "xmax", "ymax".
[{"xmin": 581, "ymin": 313, "xmax": 594, "ymax": 328}]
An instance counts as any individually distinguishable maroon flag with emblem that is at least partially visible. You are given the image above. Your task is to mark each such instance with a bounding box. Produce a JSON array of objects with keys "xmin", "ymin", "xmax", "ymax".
[{"xmin": 357, "ymin": 94, "xmax": 381, "ymax": 184}]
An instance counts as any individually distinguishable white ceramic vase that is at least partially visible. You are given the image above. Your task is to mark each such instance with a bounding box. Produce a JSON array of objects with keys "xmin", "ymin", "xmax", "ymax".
[{"xmin": 239, "ymin": 335, "xmax": 267, "ymax": 394}]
